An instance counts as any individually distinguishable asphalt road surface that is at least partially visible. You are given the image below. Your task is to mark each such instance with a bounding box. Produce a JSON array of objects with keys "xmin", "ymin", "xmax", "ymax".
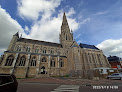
[{"xmin": 17, "ymin": 82, "xmax": 122, "ymax": 92}]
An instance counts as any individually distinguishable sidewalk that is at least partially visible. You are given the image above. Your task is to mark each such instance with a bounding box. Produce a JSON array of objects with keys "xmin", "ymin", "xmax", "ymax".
[{"xmin": 18, "ymin": 77, "xmax": 122, "ymax": 85}]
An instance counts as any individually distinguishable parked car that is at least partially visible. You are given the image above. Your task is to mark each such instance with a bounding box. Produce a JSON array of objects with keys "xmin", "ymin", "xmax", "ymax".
[
  {"xmin": 107, "ymin": 73, "xmax": 122, "ymax": 80},
  {"xmin": 0, "ymin": 74, "xmax": 18, "ymax": 92}
]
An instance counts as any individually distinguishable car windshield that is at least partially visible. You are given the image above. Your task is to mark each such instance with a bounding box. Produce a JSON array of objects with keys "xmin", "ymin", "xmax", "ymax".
[{"xmin": 112, "ymin": 74, "xmax": 119, "ymax": 76}]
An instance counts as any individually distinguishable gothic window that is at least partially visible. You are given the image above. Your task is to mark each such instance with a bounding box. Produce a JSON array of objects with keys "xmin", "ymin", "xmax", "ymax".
[
  {"xmin": 30, "ymin": 57, "xmax": 36, "ymax": 66},
  {"xmin": 89, "ymin": 54, "xmax": 92, "ymax": 63},
  {"xmin": 26, "ymin": 46, "xmax": 30, "ymax": 52},
  {"xmin": 59, "ymin": 59, "xmax": 64, "ymax": 67},
  {"xmin": 101, "ymin": 55, "xmax": 104, "ymax": 64},
  {"xmin": 66, "ymin": 34, "xmax": 67, "ymax": 40},
  {"xmin": 50, "ymin": 58, "xmax": 55, "ymax": 67},
  {"xmin": 98, "ymin": 54, "xmax": 102, "ymax": 64},
  {"xmin": 0, "ymin": 55, "xmax": 4, "ymax": 65},
  {"xmin": 35, "ymin": 47, "xmax": 39, "ymax": 53},
  {"xmin": 57, "ymin": 51, "xmax": 60, "ymax": 55},
  {"xmin": 94, "ymin": 55, "xmax": 98, "ymax": 63},
  {"xmin": 50, "ymin": 49, "xmax": 54, "ymax": 55},
  {"xmin": 16, "ymin": 45, "xmax": 21, "ymax": 51},
  {"xmin": 42, "ymin": 57, "xmax": 46, "ymax": 62},
  {"xmin": 5, "ymin": 55, "xmax": 14, "ymax": 66},
  {"xmin": 69, "ymin": 36, "xmax": 70, "ymax": 40},
  {"xmin": 18, "ymin": 56, "xmax": 26, "ymax": 66},
  {"xmin": 88, "ymin": 53, "xmax": 92, "ymax": 63},
  {"xmin": 50, "ymin": 50, "xmax": 54, "ymax": 54},
  {"xmin": 35, "ymin": 49, "xmax": 39, "ymax": 53},
  {"xmin": 97, "ymin": 54, "xmax": 101, "ymax": 64},
  {"xmin": 43, "ymin": 48, "xmax": 47, "ymax": 54},
  {"xmin": 91, "ymin": 54, "xmax": 95, "ymax": 63}
]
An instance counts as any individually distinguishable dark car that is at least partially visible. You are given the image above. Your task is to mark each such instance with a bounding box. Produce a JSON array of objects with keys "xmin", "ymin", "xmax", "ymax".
[{"xmin": 0, "ymin": 74, "xmax": 18, "ymax": 92}]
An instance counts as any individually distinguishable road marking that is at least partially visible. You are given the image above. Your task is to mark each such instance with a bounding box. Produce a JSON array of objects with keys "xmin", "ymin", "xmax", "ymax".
[{"xmin": 51, "ymin": 85, "xmax": 79, "ymax": 92}]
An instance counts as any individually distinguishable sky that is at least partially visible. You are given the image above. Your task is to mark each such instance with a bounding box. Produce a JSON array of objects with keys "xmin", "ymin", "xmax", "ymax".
[{"xmin": 0, "ymin": 0, "xmax": 122, "ymax": 57}]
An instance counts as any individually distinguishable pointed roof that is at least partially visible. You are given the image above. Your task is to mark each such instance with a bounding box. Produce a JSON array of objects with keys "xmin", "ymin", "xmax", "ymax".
[
  {"xmin": 14, "ymin": 32, "xmax": 19, "ymax": 37},
  {"xmin": 62, "ymin": 12, "xmax": 68, "ymax": 25}
]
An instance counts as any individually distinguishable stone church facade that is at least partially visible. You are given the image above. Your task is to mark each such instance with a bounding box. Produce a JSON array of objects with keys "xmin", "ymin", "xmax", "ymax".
[{"xmin": 0, "ymin": 13, "xmax": 110, "ymax": 78}]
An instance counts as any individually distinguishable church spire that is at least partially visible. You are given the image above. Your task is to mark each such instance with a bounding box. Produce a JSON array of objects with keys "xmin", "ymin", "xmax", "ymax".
[
  {"xmin": 62, "ymin": 12, "xmax": 68, "ymax": 25},
  {"xmin": 14, "ymin": 32, "xmax": 19, "ymax": 38},
  {"xmin": 61, "ymin": 12, "xmax": 70, "ymax": 33},
  {"xmin": 60, "ymin": 12, "xmax": 73, "ymax": 45}
]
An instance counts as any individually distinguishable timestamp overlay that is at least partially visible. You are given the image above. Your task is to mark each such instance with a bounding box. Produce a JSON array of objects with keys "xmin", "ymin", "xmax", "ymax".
[{"xmin": 93, "ymin": 85, "xmax": 119, "ymax": 89}]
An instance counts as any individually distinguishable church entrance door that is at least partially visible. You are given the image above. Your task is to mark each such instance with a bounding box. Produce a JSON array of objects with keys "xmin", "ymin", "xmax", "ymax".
[{"xmin": 40, "ymin": 66, "xmax": 45, "ymax": 74}]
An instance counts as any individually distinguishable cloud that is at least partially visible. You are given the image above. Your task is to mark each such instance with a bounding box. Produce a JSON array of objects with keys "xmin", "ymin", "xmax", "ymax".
[
  {"xmin": 17, "ymin": 0, "xmax": 79, "ymax": 43},
  {"xmin": 77, "ymin": 40, "xmax": 82, "ymax": 44},
  {"xmin": 75, "ymin": 34, "xmax": 81, "ymax": 39},
  {"xmin": 94, "ymin": 11, "xmax": 108, "ymax": 16},
  {"xmin": 97, "ymin": 39, "xmax": 122, "ymax": 57},
  {"xmin": 66, "ymin": 8, "xmax": 75, "ymax": 17},
  {"xmin": 80, "ymin": 18, "xmax": 90, "ymax": 25},
  {"xmin": 0, "ymin": 6, "xmax": 25, "ymax": 55},
  {"xmin": 17, "ymin": 0, "xmax": 62, "ymax": 20},
  {"xmin": 24, "ymin": 26, "xmax": 30, "ymax": 34}
]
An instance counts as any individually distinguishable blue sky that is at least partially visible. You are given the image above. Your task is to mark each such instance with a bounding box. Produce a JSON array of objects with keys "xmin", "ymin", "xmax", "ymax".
[{"xmin": 0, "ymin": 0, "xmax": 122, "ymax": 57}]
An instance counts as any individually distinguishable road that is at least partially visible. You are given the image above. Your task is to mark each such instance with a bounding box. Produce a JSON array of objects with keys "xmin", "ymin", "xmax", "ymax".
[{"xmin": 17, "ymin": 82, "xmax": 122, "ymax": 92}]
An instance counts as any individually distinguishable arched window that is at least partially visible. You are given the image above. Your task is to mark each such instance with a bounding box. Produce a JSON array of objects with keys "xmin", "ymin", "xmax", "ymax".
[
  {"xmin": 50, "ymin": 58, "xmax": 55, "ymax": 67},
  {"xmin": 30, "ymin": 57, "xmax": 36, "ymax": 66},
  {"xmin": 42, "ymin": 57, "xmax": 46, "ymax": 62},
  {"xmin": 0, "ymin": 55, "xmax": 4, "ymax": 65},
  {"xmin": 43, "ymin": 47, "xmax": 47, "ymax": 54},
  {"xmin": 59, "ymin": 59, "xmax": 64, "ymax": 67},
  {"xmin": 18, "ymin": 56, "xmax": 26, "ymax": 66},
  {"xmin": 35, "ymin": 47, "xmax": 39, "ymax": 53},
  {"xmin": 50, "ymin": 49, "xmax": 54, "ymax": 55},
  {"xmin": 26, "ymin": 46, "xmax": 30, "ymax": 52},
  {"xmin": 66, "ymin": 34, "xmax": 67, "ymax": 40},
  {"xmin": 97, "ymin": 54, "xmax": 102, "ymax": 65},
  {"xmin": 88, "ymin": 53, "xmax": 92, "ymax": 63},
  {"xmin": 5, "ymin": 55, "xmax": 14, "ymax": 66},
  {"xmin": 16, "ymin": 45, "xmax": 21, "ymax": 51},
  {"xmin": 57, "ymin": 51, "xmax": 60, "ymax": 55}
]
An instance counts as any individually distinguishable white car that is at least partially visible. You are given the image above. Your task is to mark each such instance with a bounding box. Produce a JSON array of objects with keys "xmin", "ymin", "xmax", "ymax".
[{"xmin": 107, "ymin": 73, "xmax": 122, "ymax": 80}]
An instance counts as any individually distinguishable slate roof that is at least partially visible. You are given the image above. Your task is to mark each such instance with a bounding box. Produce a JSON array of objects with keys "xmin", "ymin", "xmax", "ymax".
[
  {"xmin": 17, "ymin": 38, "xmax": 62, "ymax": 48},
  {"xmin": 107, "ymin": 56, "xmax": 122, "ymax": 62},
  {"xmin": 79, "ymin": 43, "xmax": 99, "ymax": 50}
]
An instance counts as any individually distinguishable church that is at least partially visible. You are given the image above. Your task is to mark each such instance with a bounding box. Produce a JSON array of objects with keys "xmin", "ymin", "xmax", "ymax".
[{"xmin": 0, "ymin": 13, "xmax": 110, "ymax": 78}]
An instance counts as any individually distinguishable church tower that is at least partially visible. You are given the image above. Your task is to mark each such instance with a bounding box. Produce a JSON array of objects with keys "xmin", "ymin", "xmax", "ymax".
[
  {"xmin": 7, "ymin": 32, "xmax": 19, "ymax": 51},
  {"xmin": 60, "ymin": 12, "xmax": 73, "ymax": 48}
]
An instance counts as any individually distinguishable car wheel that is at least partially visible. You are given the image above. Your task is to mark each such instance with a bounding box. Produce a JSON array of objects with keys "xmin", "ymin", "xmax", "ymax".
[
  {"xmin": 109, "ymin": 77, "xmax": 111, "ymax": 79},
  {"xmin": 120, "ymin": 77, "xmax": 122, "ymax": 80}
]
